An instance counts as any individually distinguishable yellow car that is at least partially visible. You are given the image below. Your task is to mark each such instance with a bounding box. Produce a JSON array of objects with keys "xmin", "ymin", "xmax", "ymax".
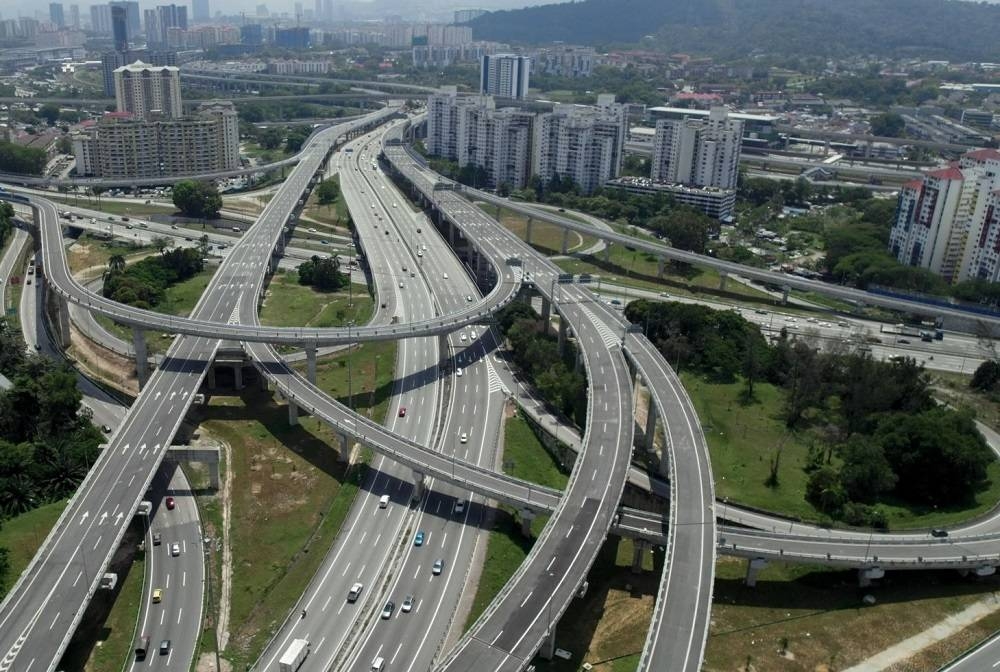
[{"xmin": 152, "ymin": 588, "xmax": 163, "ymax": 603}]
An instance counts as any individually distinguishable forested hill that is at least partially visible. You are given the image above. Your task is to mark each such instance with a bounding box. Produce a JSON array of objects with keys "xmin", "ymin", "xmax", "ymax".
[{"xmin": 467, "ymin": 0, "xmax": 1000, "ymax": 61}]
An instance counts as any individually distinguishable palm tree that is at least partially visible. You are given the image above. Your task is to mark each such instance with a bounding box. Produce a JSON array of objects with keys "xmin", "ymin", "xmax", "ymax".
[{"xmin": 107, "ymin": 254, "xmax": 126, "ymax": 274}]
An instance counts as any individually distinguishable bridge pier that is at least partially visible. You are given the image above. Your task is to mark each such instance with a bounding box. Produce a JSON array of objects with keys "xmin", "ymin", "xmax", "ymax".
[
  {"xmin": 744, "ymin": 557, "xmax": 768, "ymax": 587},
  {"xmin": 207, "ymin": 366, "xmax": 216, "ymax": 390},
  {"xmin": 781, "ymin": 284, "xmax": 791, "ymax": 305},
  {"xmin": 305, "ymin": 342, "xmax": 317, "ymax": 384},
  {"xmin": 448, "ymin": 219, "xmax": 457, "ymax": 247},
  {"xmin": 657, "ymin": 257, "xmax": 665, "ymax": 279},
  {"xmin": 439, "ymin": 334, "xmax": 451, "ymax": 370},
  {"xmin": 288, "ymin": 399, "xmax": 299, "ymax": 426},
  {"xmin": 520, "ymin": 508, "xmax": 536, "ymax": 537},
  {"xmin": 631, "ymin": 539, "xmax": 648, "ymax": 574},
  {"xmin": 858, "ymin": 566, "xmax": 884, "ymax": 587},
  {"xmin": 412, "ymin": 470, "xmax": 425, "ymax": 502},
  {"xmin": 557, "ymin": 317, "xmax": 568, "ymax": 356},
  {"xmin": 644, "ymin": 396, "xmax": 658, "ymax": 452},
  {"xmin": 604, "ymin": 244, "xmax": 612, "ymax": 263},
  {"xmin": 719, "ymin": 271, "xmax": 728, "ymax": 291},
  {"xmin": 132, "ymin": 326, "xmax": 149, "ymax": 389},
  {"xmin": 337, "ymin": 433, "xmax": 351, "ymax": 462},
  {"xmin": 539, "ymin": 627, "xmax": 557, "ymax": 661},
  {"xmin": 539, "ymin": 296, "xmax": 551, "ymax": 325},
  {"xmin": 232, "ymin": 364, "xmax": 243, "ymax": 390},
  {"xmin": 560, "ymin": 229, "xmax": 570, "ymax": 254},
  {"xmin": 525, "ymin": 217, "xmax": 533, "ymax": 245}
]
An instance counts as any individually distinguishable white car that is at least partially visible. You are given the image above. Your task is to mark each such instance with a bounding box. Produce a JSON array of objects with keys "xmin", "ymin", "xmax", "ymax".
[
  {"xmin": 456, "ymin": 367, "xmax": 463, "ymax": 377},
  {"xmin": 169, "ymin": 543, "xmax": 180, "ymax": 557},
  {"xmin": 459, "ymin": 333, "xmax": 467, "ymax": 342},
  {"xmin": 399, "ymin": 281, "xmax": 404, "ymax": 288},
  {"xmin": 460, "ymin": 433, "xmax": 467, "ymax": 444},
  {"xmin": 443, "ymin": 273, "xmax": 449, "ymax": 280}
]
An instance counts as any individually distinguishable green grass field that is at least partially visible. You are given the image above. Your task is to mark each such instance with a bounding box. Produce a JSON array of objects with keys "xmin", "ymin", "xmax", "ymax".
[
  {"xmin": 684, "ymin": 373, "xmax": 1000, "ymax": 530},
  {"xmin": 261, "ymin": 271, "xmax": 373, "ymax": 329},
  {"xmin": 50, "ymin": 196, "xmax": 176, "ymax": 217},
  {"xmin": 503, "ymin": 412, "xmax": 569, "ymax": 491},
  {"xmin": 0, "ymin": 501, "xmax": 67, "ymax": 597},
  {"xmin": 200, "ymin": 390, "xmax": 364, "ymax": 668},
  {"xmin": 292, "ymin": 340, "xmax": 398, "ymax": 424},
  {"xmin": 81, "ymin": 551, "xmax": 145, "ymax": 672}
]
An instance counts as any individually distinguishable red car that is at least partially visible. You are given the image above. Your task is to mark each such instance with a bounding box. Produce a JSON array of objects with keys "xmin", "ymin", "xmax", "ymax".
[
  {"xmin": 165, "ymin": 496, "xmax": 175, "ymax": 510},
  {"xmin": 398, "ymin": 407, "xmax": 407, "ymax": 418}
]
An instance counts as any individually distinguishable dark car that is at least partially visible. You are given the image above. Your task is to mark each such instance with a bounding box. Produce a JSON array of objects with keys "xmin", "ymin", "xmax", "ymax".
[
  {"xmin": 931, "ymin": 528, "xmax": 949, "ymax": 538},
  {"xmin": 159, "ymin": 639, "xmax": 171, "ymax": 655},
  {"xmin": 398, "ymin": 407, "xmax": 406, "ymax": 418},
  {"xmin": 165, "ymin": 496, "xmax": 175, "ymax": 510}
]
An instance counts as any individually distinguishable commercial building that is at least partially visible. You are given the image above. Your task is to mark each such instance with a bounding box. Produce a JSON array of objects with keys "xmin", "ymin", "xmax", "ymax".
[
  {"xmin": 650, "ymin": 107, "xmax": 743, "ymax": 190},
  {"xmin": 68, "ymin": 4, "xmax": 80, "ymax": 29},
  {"xmin": 530, "ymin": 45, "xmax": 595, "ymax": 78},
  {"xmin": 146, "ymin": 4, "xmax": 187, "ymax": 46},
  {"xmin": 480, "ymin": 53, "xmax": 530, "ymax": 100},
  {"xmin": 89, "ymin": 4, "xmax": 111, "ymax": 34},
  {"xmin": 110, "ymin": 3, "xmax": 128, "ymax": 50},
  {"xmin": 192, "ymin": 0, "xmax": 210, "ymax": 22},
  {"xmin": 533, "ymin": 95, "xmax": 626, "ymax": 195},
  {"xmin": 412, "ymin": 41, "xmax": 502, "ymax": 69},
  {"xmin": 109, "ymin": 1, "xmax": 139, "ymax": 40},
  {"xmin": 49, "ymin": 3, "xmax": 65, "ymax": 28},
  {"xmin": 73, "ymin": 101, "xmax": 240, "ymax": 179},
  {"xmin": 274, "ymin": 26, "xmax": 309, "ymax": 49},
  {"xmin": 889, "ymin": 149, "xmax": 1000, "ymax": 283},
  {"xmin": 114, "ymin": 60, "xmax": 182, "ymax": 119},
  {"xmin": 607, "ymin": 176, "xmax": 736, "ymax": 220}
]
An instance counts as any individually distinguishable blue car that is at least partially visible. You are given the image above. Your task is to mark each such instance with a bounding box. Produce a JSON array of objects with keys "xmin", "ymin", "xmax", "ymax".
[{"xmin": 414, "ymin": 531, "xmax": 425, "ymax": 546}]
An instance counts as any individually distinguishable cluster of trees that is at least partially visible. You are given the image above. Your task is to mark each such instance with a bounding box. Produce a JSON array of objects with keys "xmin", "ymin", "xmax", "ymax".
[
  {"xmin": 0, "ymin": 202, "xmax": 13, "ymax": 249},
  {"xmin": 496, "ymin": 303, "xmax": 587, "ymax": 426},
  {"xmin": 102, "ymin": 247, "xmax": 205, "ymax": 309},
  {"xmin": 172, "ymin": 180, "xmax": 222, "ymax": 220},
  {"xmin": 0, "ymin": 141, "xmax": 46, "ymax": 176},
  {"xmin": 237, "ymin": 100, "xmax": 348, "ymax": 124},
  {"xmin": 0, "ymin": 320, "xmax": 104, "ymax": 594},
  {"xmin": 315, "ymin": 178, "xmax": 340, "ymax": 206},
  {"xmin": 470, "ymin": 0, "xmax": 1000, "ymax": 62},
  {"xmin": 252, "ymin": 125, "xmax": 313, "ymax": 155},
  {"xmin": 297, "ymin": 255, "xmax": 348, "ymax": 291},
  {"xmin": 529, "ymin": 66, "xmax": 662, "ymax": 106},
  {"xmin": 624, "ymin": 300, "xmax": 992, "ymax": 525}
]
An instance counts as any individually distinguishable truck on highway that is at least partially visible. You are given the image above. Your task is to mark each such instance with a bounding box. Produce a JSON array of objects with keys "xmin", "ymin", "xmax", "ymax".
[{"xmin": 279, "ymin": 639, "xmax": 310, "ymax": 672}]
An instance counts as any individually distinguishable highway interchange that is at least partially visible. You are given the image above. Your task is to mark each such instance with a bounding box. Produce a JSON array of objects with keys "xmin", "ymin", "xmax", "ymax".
[{"xmin": 5, "ymin": 101, "xmax": 1000, "ymax": 672}]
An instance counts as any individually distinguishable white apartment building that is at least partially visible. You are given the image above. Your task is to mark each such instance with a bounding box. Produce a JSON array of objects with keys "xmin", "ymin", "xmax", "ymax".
[
  {"xmin": 533, "ymin": 95, "xmax": 626, "ymax": 195},
  {"xmin": 73, "ymin": 101, "xmax": 239, "ymax": 178},
  {"xmin": 650, "ymin": 107, "xmax": 743, "ymax": 190},
  {"xmin": 530, "ymin": 45, "xmax": 595, "ymax": 78},
  {"xmin": 113, "ymin": 60, "xmax": 182, "ymax": 119},
  {"xmin": 889, "ymin": 149, "xmax": 1000, "ymax": 283},
  {"xmin": 426, "ymin": 88, "xmax": 533, "ymax": 190},
  {"xmin": 480, "ymin": 53, "xmax": 530, "ymax": 100}
]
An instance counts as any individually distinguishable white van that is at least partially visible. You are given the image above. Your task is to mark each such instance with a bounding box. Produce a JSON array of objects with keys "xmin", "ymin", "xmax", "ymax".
[
  {"xmin": 371, "ymin": 656, "xmax": 385, "ymax": 672},
  {"xmin": 378, "ymin": 494, "xmax": 390, "ymax": 508}
]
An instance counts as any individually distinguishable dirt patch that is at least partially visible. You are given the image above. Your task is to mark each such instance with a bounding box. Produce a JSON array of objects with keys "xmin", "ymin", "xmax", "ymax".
[
  {"xmin": 195, "ymin": 652, "xmax": 232, "ymax": 672},
  {"xmin": 68, "ymin": 326, "xmax": 139, "ymax": 395}
]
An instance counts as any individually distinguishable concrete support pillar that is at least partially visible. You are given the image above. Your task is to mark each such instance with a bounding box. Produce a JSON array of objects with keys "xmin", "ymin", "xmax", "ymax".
[
  {"xmin": 449, "ymin": 220, "xmax": 457, "ymax": 246},
  {"xmin": 132, "ymin": 326, "xmax": 149, "ymax": 389},
  {"xmin": 207, "ymin": 366, "xmax": 216, "ymax": 390},
  {"xmin": 520, "ymin": 508, "xmax": 536, "ymax": 537},
  {"xmin": 475, "ymin": 249, "xmax": 485, "ymax": 281},
  {"xmin": 232, "ymin": 364, "xmax": 243, "ymax": 390},
  {"xmin": 575, "ymin": 347, "xmax": 584, "ymax": 373},
  {"xmin": 288, "ymin": 399, "xmax": 299, "ymax": 426},
  {"xmin": 781, "ymin": 284, "xmax": 791, "ymax": 305},
  {"xmin": 644, "ymin": 396, "xmax": 658, "ymax": 451},
  {"xmin": 631, "ymin": 539, "xmax": 648, "ymax": 574},
  {"xmin": 305, "ymin": 343, "xmax": 317, "ymax": 384},
  {"xmin": 604, "ymin": 244, "xmax": 612, "ymax": 263},
  {"xmin": 56, "ymin": 297, "xmax": 71, "ymax": 348},
  {"xmin": 412, "ymin": 470, "xmax": 425, "ymax": 502},
  {"xmin": 438, "ymin": 334, "xmax": 451, "ymax": 370},
  {"xmin": 259, "ymin": 372, "xmax": 269, "ymax": 391},
  {"xmin": 560, "ymin": 228, "xmax": 570, "ymax": 254},
  {"xmin": 337, "ymin": 433, "xmax": 351, "ymax": 462},
  {"xmin": 207, "ymin": 461, "xmax": 220, "ymax": 489},
  {"xmin": 858, "ymin": 567, "xmax": 884, "ymax": 588},
  {"xmin": 745, "ymin": 557, "xmax": 768, "ymax": 587},
  {"xmin": 540, "ymin": 297, "xmax": 551, "ymax": 325},
  {"xmin": 525, "ymin": 217, "xmax": 533, "ymax": 245},
  {"xmin": 539, "ymin": 627, "xmax": 556, "ymax": 661},
  {"xmin": 719, "ymin": 270, "xmax": 728, "ymax": 291},
  {"xmin": 557, "ymin": 317, "xmax": 568, "ymax": 355},
  {"xmin": 657, "ymin": 257, "xmax": 665, "ymax": 279}
]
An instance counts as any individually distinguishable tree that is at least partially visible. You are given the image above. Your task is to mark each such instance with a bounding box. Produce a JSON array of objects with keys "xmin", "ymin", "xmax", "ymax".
[
  {"xmin": 0, "ymin": 141, "xmax": 46, "ymax": 175},
  {"xmin": 806, "ymin": 465, "xmax": 846, "ymax": 514},
  {"xmin": 172, "ymin": 180, "xmax": 222, "ymax": 219},
  {"xmin": 107, "ymin": 254, "xmax": 126, "ymax": 275},
  {"xmin": 647, "ymin": 206, "xmax": 714, "ymax": 253},
  {"xmin": 316, "ymin": 178, "xmax": 340, "ymax": 206},
  {"xmin": 870, "ymin": 112, "xmax": 906, "ymax": 137},
  {"xmin": 837, "ymin": 437, "xmax": 897, "ymax": 502},
  {"xmin": 297, "ymin": 255, "xmax": 347, "ymax": 291},
  {"xmin": 285, "ymin": 127, "xmax": 311, "ymax": 154},
  {"xmin": 37, "ymin": 104, "xmax": 61, "ymax": 126},
  {"xmin": 257, "ymin": 127, "xmax": 282, "ymax": 149},
  {"xmin": 971, "ymin": 360, "xmax": 1000, "ymax": 392},
  {"xmin": 151, "ymin": 236, "xmax": 173, "ymax": 255}
]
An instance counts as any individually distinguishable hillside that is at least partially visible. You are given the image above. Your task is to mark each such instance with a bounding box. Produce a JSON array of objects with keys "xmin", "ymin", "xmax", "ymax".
[{"xmin": 467, "ymin": 0, "xmax": 1000, "ymax": 61}]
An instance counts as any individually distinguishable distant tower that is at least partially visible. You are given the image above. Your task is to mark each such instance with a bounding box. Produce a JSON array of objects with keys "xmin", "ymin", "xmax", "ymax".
[
  {"xmin": 110, "ymin": 3, "xmax": 128, "ymax": 51},
  {"xmin": 192, "ymin": 0, "xmax": 209, "ymax": 22},
  {"xmin": 49, "ymin": 3, "xmax": 65, "ymax": 28}
]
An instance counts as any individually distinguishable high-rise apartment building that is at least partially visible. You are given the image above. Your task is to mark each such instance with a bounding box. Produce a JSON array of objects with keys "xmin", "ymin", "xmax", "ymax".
[
  {"xmin": 192, "ymin": 0, "xmax": 210, "ymax": 22},
  {"xmin": 454, "ymin": 8, "xmax": 486, "ymax": 24},
  {"xmin": 114, "ymin": 60, "xmax": 183, "ymax": 119},
  {"xmin": 73, "ymin": 101, "xmax": 240, "ymax": 178},
  {"xmin": 480, "ymin": 53, "xmax": 530, "ymax": 100},
  {"xmin": 148, "ymin": 4, "xmax": 187, "ymax": 45},
  {"xmin": 650, "ymin": 107, "xmax": 743, "ymax": 190},
  {"xmin": 240, "ymin": 23, "xmax": 263, "ymax": 44},
  {"xmin": 426, "ymin": 87, "xmax": 534, "ymax": 190},
  {"xmin": 90, "ymin": 4, "xmax": 111, "ymax": 34},
  {"xmin": 275, "ymin": 26, "xmax": 309, "ymax": 49},
  {"xmin": 889, "ymin": 149, "xmax": 1000, "ymax": 283},
  {"xmin": 109, "ymin": 1, "xmax": 139, "ymax": 39},
  {"xmin": 533, "ymin": 95, "xmax": 626, "ymax": 195},
  {"xmin": 49, "ymin": 3, "xmax": 65, "ymax": 28},
  {"xmin": 68, "ymin": 4, "xmax": 79, "ymax": 29}
]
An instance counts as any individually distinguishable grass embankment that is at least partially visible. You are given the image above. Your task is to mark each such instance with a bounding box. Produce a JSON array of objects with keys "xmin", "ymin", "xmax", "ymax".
[
  {"xmin": 68, "ymin": 234, "xmax": 154, "ymax": 276},
  {"xmin": 260, "ymin": 270, "xmax": 373, "ymax": 329},
  {"xmin": 705, "ymin": 558, "xmax": 1000, "ymax": 672},
  {"xmin": 0, "ymin": 501, "xmax": 67, "ymax": 596},
  {"xmin": 198, "ymin": 390, "xmax": 366, "ymax": 669},
  {"xmin": 933, "ymin": 371, "xmax": 1000, "ymax": 432},
  {"xmin": 684, "ymin": 373, "xmax": 1000, "ymax": 530},
  {"xmin": 464, "ymin": 410, "xmax": 568, "ymax": 629},
  {"xmin": 95, "ymin": 268, "xmax": 215, "ymax": 354},
  {"xmin": 478, "ymin": 204, "xmax": 597, "ymax": 255},
  {"xmin": 301, "ymin": 176, "xmax": 351, "ymax": 231},
  {"xmin": 51, "ymin": 196, "xmax": 176, "ymax": 217},
  {"xmin": 82, "ymin": 552, "xmax": 146, "ymax": 672}
]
